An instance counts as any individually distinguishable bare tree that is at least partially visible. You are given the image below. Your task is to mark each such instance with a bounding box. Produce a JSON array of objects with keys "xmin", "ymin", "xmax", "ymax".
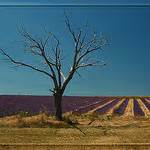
[{"xmin": 0, "ymin": 15, "xmax": 108, "ymax": 120}]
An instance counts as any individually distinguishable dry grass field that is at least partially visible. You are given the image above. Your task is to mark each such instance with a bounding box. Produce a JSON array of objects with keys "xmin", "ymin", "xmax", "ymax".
[
  {"xmin": 0, "ymin": 114, "xmax": 149, "ymax": 149},
  {"xmin": 0, "ymin": 96, "xmax": 149, "ymax": 149}
]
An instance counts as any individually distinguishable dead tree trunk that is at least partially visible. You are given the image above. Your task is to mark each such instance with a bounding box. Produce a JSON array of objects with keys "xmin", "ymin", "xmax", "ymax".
[{"xmin": 54, "ymin": 92, "xmax": 63, "ymax": 121}]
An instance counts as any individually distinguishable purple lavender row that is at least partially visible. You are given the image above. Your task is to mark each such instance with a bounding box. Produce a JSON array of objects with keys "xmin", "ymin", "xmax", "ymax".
[
  {"xmin": 95, "ymin": 98, "xmax": 121, "ymax": 114},
  {"xmin": 113, "ymin": 98, "xmax": 129, "ymax": 115},
  {"xmin": 73, "ymin": 97, "xmax": 112, "ymax": 114},
  {"xmin": 62, "ymin": 97, "xmax": 107, "ymax": 112},
  {"xmin": 133, "ymin": 98, "xmax": 145, "ymax": 116},
  {"xmin": 0, "ymin": 95, "xmax": 110, "ymax": 117},
  {"xmin": 140, "ymin": 98, "xmax": 150, "ymax": 110},
  {"xmin": 0, "ymin": 96, "xmax": 55, "ymax": 116}
]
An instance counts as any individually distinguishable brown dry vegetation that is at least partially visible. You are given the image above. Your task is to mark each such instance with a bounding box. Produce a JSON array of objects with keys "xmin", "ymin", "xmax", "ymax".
[
  {"xmin": 0, "ymin": 113, "xmax": 69, "ymax": 128},
  {"xmin": 0, "ymin": 113, "xmax": 149, "ymax": 128},
  {"xmin": 0, "ymin": 114, "xmax": 149, "ymax": 149}
]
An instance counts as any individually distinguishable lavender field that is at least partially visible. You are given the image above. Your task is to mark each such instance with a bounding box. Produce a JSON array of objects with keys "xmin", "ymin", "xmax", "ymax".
[{"xmin": 0, "ymin": 95, "xmax": 149, "ymax": 117}]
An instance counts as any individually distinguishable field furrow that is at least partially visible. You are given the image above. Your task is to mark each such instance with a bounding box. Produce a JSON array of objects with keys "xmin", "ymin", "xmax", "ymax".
[
  {"xmin": 74, "ymin": 98, "xmax": 112, "ymax": 114},
  {"xmin": 140, "ymin": 98, "xmax": 150, "ymax": 110},
  {"xmin": 87, "ymin": 99, "xmax": 115, "ymax": 114},
  {"xmin": 106, "ymin": 98, "xmax": 126, "ymax": 115},
  {"xmin": 145, "ymin": 99, "xmax": 150, "ymax": 103},
  {"xmin": 137, "ymin": 98, "xmax": 150, "ymax": 117},
  {"xmin": 113, "ymin": 98, "xmax": 129, "ymax": 115},
  {"xmin": 122, "ymin": 98, "xmax": 134, "ymax": 117},
  {"xmin": 94, "ymin": 98, "xmax": 120, "ymax": 114}
]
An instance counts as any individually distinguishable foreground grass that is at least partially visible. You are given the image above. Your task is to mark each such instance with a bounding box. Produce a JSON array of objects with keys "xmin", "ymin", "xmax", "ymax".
[
  {"xmin": 0, "ymin": 116, "xmax": 149, "ymax": 149},
  {"xmin": 0, "ymin": 113, "xmax": 149, "ymax": 149},
  {"xmin": 0, "ymin": 125, "xmax": 149, "ymax": 144}
]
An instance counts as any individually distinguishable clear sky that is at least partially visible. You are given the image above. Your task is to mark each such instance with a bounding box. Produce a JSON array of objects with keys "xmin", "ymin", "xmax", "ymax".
[{"xmin": 0, "ymin": 2, "xmax": 149, "ymax": 96}]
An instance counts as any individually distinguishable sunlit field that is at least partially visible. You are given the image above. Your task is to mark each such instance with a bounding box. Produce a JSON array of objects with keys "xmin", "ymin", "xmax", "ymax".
[
  {"xmin": 0, "ymin": 96, "xmax": 149, "ymax": 149},
  {"xmin": 0, "ymin": 96, "xmax": 149, "ymax": 118}
]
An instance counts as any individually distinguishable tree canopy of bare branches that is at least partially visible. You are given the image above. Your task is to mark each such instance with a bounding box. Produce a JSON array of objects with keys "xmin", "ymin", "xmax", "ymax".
[{"xmin": 0, "ymin": 15, "xmax": 108, "ymax": 120}]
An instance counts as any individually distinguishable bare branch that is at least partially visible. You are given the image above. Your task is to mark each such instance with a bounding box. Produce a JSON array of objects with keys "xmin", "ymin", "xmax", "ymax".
[
  {"xmin": 19, "ymin": 28, "xmax": 60, "ymax": 90},
  {"xmin": 61, "ymin": 68, "xmax": 74, "ymax": 93},
  {"xmin": 49, "ymin": 88, "xmax": 55, "ymax": 94},
  {"xmin": 65, "ymin": 14, "xmax": 77, "ymax": 43},
  {"xmin": 77, "ymin": 61, "xmax": 106, "ymax": 69},
  {"xmin": 0, "ymin": 48, "xmax": 53, "ymax": 78},
  {"xmin": 76, "ymin": 70, "xmax": 82, "ymax": 78},
  {"xmin": 61, "ymin": 16, "xmax": 108, "ymax": 93},
  {"xmin": 60, "ymin": 71, "xmax": 66, "ymax": 81}
]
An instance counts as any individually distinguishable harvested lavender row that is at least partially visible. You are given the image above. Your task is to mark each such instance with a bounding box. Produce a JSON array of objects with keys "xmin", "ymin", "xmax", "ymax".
[
  {"xmin": 140, "ymin": 98, "xmax": 150, "ymax": 110},
  {"xmin": 73, "ymin": 97, "xmax": 112, "ymax": 114},
  {"xmin": 133, "ymin": 98, "xmax": 145, "ymax": 116},
  {"xmin": 113, "ymin": 98, "xmax": 129, "ymax": 115},
  {"xmin": 95, "ymin": 98, "xmax": 121, "ymax": 114}
]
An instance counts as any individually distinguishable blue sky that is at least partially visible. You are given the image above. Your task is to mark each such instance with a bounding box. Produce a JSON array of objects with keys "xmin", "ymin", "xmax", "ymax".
[{"xmin": 0, "ymin": 2, "xmax": 149, "ymax": 96}]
